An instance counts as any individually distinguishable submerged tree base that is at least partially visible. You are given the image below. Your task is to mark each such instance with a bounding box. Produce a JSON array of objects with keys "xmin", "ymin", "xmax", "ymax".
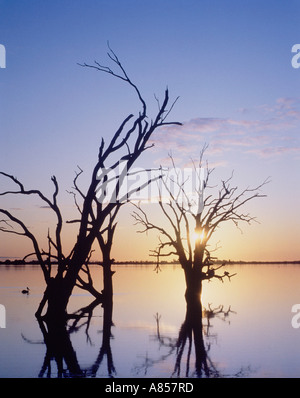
[{"xmin": 36, "ymin": 296, "xmax": 114, "ymax": 378}]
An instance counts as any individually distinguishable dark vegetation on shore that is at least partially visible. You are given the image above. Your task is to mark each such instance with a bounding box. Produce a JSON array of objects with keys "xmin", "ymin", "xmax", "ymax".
[{"xmin": 1, "ymin": 258, "xmax": 299, "ymax": 266}]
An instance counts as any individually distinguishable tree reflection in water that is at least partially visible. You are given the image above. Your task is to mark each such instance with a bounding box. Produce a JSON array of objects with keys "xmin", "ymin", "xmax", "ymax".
[
  {"xmin": 172, "ymin": 300, "xmax": 233, "ymax": 377},
  {"xmin": 135, "ymin": 299, "xmax": 249, "ymax": 378},
  {"xmin": 23, "ymin": 295, "xmax": 250, "ymax": 378},
  {"xmin": 23, "ymin": 298, "xmax": 115, "ymax": 378}
]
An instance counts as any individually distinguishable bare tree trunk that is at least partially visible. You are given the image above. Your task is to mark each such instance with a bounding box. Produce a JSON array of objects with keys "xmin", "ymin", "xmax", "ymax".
[
  {"xmin": 102, "ymin": 261, "xmax": 114, "ymax": 302},
  {"xmin": 184, "ymin": 266, "xmax": 203, "ymax": 303},
  {"xmin": 41, "ymin": 235, "xmax": 101, "ymax": 320},
  {"xmin": 37, "ymin": 277, "xmax": 72, "ymax": 321}
]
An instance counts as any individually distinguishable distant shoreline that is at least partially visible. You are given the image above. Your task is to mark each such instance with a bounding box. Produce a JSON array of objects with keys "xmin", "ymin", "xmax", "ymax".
[{"xmin": 0, "ymin": 259, "xmax": 300, "ymax": 266}]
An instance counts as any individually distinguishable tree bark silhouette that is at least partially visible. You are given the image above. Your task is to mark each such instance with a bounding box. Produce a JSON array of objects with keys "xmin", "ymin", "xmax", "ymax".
[{"xmin": 0, "ymin": 46, "xmax": 181, "ymax": 321}]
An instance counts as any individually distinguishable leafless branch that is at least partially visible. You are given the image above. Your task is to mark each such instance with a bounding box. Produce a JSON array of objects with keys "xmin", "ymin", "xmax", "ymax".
[
  {"xmin": 0, "ymin": 208, "xmax": 50, "ymax": 282},
  {"xmin": 132, "ymin": 147, "xmax": 269, "ymax": 297}
]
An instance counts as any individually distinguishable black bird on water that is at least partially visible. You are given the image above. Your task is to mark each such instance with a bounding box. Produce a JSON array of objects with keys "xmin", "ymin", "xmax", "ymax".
[{"xmin": 22, "ymin": 287, "xmax": 30, "ymax": 294}]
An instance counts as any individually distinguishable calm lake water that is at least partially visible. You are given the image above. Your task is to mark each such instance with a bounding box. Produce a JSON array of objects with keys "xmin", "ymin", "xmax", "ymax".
[{"xmin": 1, "ymin": 263, "xmax": 300, "ymax": 378}]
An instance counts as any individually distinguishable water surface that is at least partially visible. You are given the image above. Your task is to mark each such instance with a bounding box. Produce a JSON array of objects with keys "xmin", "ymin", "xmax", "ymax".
[{"xmin": 0, "ymin": 263, "xmax": 300, "ymax": 378}]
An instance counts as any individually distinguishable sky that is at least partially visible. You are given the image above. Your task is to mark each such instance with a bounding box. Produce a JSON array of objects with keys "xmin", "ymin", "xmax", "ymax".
[{"xmin": 0, "ymin": 0, "xmax": 299, "ymax": 262}]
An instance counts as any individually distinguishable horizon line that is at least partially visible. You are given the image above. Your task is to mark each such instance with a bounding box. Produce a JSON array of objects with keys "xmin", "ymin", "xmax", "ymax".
[{"xmin": 1, "ymin": 258, "xmax": 300, "ymax": 266}]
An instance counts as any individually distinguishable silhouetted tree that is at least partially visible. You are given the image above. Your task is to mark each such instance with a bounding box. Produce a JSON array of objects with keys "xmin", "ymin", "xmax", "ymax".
[
  {"xmin": 133, "ymin": 146, "xmax": 269, "ymax": 302},
  {"xmin": 0, "ymin": 46, "xmax": 181, "ymax": 321}
]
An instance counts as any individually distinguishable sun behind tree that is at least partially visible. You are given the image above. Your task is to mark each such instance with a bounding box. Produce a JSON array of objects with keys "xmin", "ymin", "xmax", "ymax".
[{"xmin": 132, "ymin": 145, "xmax": 270, "ymax": 303}]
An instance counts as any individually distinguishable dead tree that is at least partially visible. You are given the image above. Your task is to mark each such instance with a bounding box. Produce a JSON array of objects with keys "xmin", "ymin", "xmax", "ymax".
[
  {"xmin": 0, "ymin": 46, "xmax": 181, "ymax": 321},
  {"xmin": 132, "ymin": 146, "xmax": 270, "ymax": 302}
]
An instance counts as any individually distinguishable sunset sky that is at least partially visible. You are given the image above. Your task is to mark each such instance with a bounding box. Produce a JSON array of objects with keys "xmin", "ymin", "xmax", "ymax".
[{"xmin": 0, "ymin": 0, "xmax": 299, "ymax": 262}]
